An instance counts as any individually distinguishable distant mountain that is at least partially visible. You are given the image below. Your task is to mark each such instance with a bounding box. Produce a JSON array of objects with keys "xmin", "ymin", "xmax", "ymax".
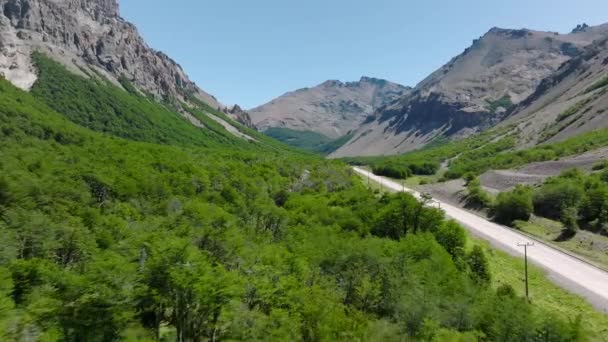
[
  {"xmin": 0, "ymin": 0, "xmax": 220, "ymax": 109},
  {"xmin": 331, "ymin": 24, "xmax": 608, "ymax": 157},
  {"xmin": 250, "ymin": 77, "xmax": 411, "ymax": 139}
]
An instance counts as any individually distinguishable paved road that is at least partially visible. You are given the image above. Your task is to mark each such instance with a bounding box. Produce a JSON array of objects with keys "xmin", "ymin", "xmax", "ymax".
[{"xmin": 353, "ymin": 167, "xmax": 608, "ymax": 313}]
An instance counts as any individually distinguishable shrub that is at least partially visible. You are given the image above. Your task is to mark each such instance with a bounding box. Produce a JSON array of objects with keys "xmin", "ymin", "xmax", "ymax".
[
  {"xmin": 467, "ymin": 245, "xmax": 491, "ymax": 285},
  {"xmin": 408, "ymin": 162, "xmax": 439, "ymax": 176},
  {"xmin": 584, "ymin": 75, "xmax": 608, "ymax": 94},
  {"xmin": 560, "ymin": 207, "xmax": 580, "ymax": 234},
  {"xmin": 602, "ymin": 170, "xmax": 608, "ymax": 183},
  {"xmin": 493, "ymin": 186, "xmax": 533, "ymax": 225},
  {"xmin": 556, "ymin": 99, "xmax": 591, "ymax": 122},
  {"xmin": 592, "ymin": 161, "xmax": 608, "ymax": 171},
  {"xmin": 0, "ymin": 177, "xmax": 10, "ymax": 206},
  {"xmin": 372, "ymin": 164, "xmax": 411, "ymax": 179},
  {"xmin": 533, "ymin": 179, "xmax": 584, "ymax": 219},
  {"xmin": 466, "ymin": 178, "xmax": 493, "ymax": 208},
  {"xmin": 434, "ymin": 220, "xmax": 466, "ymax": 260}
]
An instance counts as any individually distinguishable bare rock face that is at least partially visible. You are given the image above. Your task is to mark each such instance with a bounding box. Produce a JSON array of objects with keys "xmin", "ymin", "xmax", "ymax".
[
  {"xmin": 331, "ymin": 24, "xmax": 608, "ymax": 157},
  {"xmin": 222, "ymin": 104, "xmax": 255, "ymax": 129},
  {"xmin": 0, "ymin": 0, "xmax": 220, "ymax": 108},
  {"xmin": 503, "ymin": 31, "xmax": 608, "ymax": 147},
  {"xmin": 249, "ymin": 77, "xmax": 411, "ymax": 139}
]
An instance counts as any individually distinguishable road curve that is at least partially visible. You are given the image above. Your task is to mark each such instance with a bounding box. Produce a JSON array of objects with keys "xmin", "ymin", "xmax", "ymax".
[{"xmin": 353, "ymin": 167, "xmax": 608, "ymax": 313}]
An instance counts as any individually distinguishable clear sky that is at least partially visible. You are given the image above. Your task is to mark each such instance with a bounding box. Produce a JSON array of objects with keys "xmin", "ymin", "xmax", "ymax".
[{"xmin": 120, "ymin": 0, "xmax": 608, "ymax": 109}]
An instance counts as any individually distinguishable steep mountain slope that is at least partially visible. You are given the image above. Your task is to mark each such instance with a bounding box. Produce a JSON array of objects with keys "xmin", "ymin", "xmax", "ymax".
[
  {"xmin": 332, "ymin": 24, "xmax": 608, "ymax": 157},
  {"xmin": 0, "ymin": 0, "xmax": 219, "ymax": 107},
  {"xmin": 503, "ymin": 31, "xmax": 608, "ymax": 146},
  {"xmin": 250, "ymin": 77, "xmax": 411, "ymax": 139}
]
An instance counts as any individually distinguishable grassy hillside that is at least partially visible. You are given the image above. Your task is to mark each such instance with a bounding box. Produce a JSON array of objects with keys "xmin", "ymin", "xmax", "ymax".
[
  {"xmin": 30, "ymin": 53, "xmax": 289, "ymax": 153},
  {"xmin": 264, "ymin": 127, "xmax": 353, "ymax": 155},
  {"xmin": 0, "ymin": 58, "xmax": 598, "ymax": 340},
  {"xmin": 346, "ymin": 125, "xmax": 608, "ymax": 181}
]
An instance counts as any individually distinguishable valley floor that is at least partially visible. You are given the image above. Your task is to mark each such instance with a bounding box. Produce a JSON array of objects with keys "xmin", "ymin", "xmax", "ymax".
[{"xmin": 354, "ymin": 167, "xmax": 608, "ymax": 315}]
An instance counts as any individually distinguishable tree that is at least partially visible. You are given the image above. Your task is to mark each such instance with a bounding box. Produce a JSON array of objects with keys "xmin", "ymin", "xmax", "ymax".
[
  {"xmin": 579, "ymin": 181, "xmax": 608, "ymax": 230},
  {"xmin": 493, "ymin": 186, "xmax": 533, "ymax": 225},
  {"xmin": 0, "ymin": 177, "xmax": 10, "ymax": 206},
  {"xmin": 467, "ymin": 246, "xmax": 491, "ymax": 285},
  {"xmin": 466, "ymin": 177, "xmax": 492, "ymax": 208},
  {"xmin": 0, "ymin": 267, "xmax": 15, "ymax": 339},
  {"xmin": 560, "ymin": 207, "xmax": 579, "ymax": 235},
  {"xmin": 372, "ymin": 163, "xmax": 411, "ymax": 179},
  {"xmin": 434, "ymin": 220, "xmax": 466, "ymax": 261},
  {"xmin": 372, "ymin": 193, "xmax": 444, "ymax": 239}
]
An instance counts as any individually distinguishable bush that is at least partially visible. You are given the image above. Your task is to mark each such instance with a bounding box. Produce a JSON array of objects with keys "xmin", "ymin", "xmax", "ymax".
[
  {"xmin": 467, "ymin": 245, "xmax": 491, "ymax": 285},
  {"xmin": 466, "ymin": 178, "xmax": 493, "ymax": 208},
  {"xmin": 602, "ymin": 170, "xmax": 608, "ymax": 183},
  {"xmin": 434, "ymin": 221, "xmax": 466, "ymax": 260},
  {"xmin": 592, "ymin": 161, "xmax": 608, "ymax": 171},
  {"xmin": 408, "ymin": 162, "xmax": 439, "ymax": 176},
  {"xmin": 560, "ymin": 207, "xmax": 579, "ymax": 234},
  {"xmin": 533, "ymin": 179, "xmax": 584, "ymax": 219},
  {"xmin": 493, "ymin": 186, "xmax": 533, "ymax": 225},
  {"xmin": 372, "ymin": 164, "xmax": 411, "ymax": 179},
  {"xmin": 0, "ymin": 177, "xmax": 10, "ymax": 206}
]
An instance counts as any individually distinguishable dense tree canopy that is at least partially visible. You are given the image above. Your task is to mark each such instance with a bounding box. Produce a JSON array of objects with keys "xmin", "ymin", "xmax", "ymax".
[{"xmin": 0, "ymin": 56, "xmax": 589, "ymax": 341}]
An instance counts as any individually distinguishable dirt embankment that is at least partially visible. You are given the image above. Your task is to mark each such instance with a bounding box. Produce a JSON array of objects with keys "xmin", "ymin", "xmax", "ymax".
[{"xmin": 480, "ymin": 147, "xmax": 608, "ymax": 192}]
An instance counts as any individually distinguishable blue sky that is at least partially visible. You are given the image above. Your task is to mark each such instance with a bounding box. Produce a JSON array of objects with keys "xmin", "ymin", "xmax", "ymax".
[{"xmin": 121, "ymin": 0, "xmax": 608, "ymax": 108}]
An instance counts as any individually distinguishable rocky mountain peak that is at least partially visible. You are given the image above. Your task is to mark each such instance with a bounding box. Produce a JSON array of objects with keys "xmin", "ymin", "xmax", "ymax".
[
  {"xmin": 571, "ymin": 23, "xmax": 590, "ymax": 34},
  {"xmin": 0, "ymin": 0, "xmax": 220, "ymax": 108},
  {"xmin": 320, "ymin": 80, "xmax": 343, "ymax": 87},
  {"xmin": 71, "ymin": 0, "xmax": 119, "ymax": 19},
  {"xmin": 331, "ymin": 23, "xmax": 608, "ymax": 158},
  {"xmin": 250, "ymin": 77, "xmax": 411, "ymax": 139}
]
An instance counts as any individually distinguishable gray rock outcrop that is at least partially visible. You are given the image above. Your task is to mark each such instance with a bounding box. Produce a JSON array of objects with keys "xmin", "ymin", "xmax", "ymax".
[{"xmin": 0, "ymin": 0, "xmax": 220, "ymax": 108}]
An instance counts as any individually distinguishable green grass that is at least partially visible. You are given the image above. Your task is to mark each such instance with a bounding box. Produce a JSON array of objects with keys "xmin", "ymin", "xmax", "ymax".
[
  {"xmin": 482, "ymin": 241, "xmax": 608, "ymax": 340},
  {"xmin": 515, "ymin": 217, "xmax": 608, "ymax": 270}
]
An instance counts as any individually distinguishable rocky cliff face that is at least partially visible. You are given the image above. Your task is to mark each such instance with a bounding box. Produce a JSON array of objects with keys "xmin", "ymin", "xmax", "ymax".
[
  {"xmin": 222, "ymin": 104, "xmax": 255, "ymax": 129},
  {"xmin": 502, "ymin": 30, "xmax": 608, "ymax": 147},
  {"xmin": 0, "ymin": 0, "xmax": 220, "ymax": 107},
  {"xmin": 250, "ymin": 77, "xmax": 411, "ymax": 139},
  {"xmin": 331, "ymin": 24, "xmax": 608, "ymax": 157}
]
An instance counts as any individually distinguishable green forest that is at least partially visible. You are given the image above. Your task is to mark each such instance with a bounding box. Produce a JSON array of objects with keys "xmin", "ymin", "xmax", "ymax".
[
  {"xmin": 263, "ymin": 127, "xmax": 353, "ymax": 155},
  {"xmin": 0, "ymin": 55, "xmax": 596, "ymax": 341}
]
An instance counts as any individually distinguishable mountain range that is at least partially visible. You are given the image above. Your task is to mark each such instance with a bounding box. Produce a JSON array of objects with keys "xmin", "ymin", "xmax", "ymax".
[
  {"xmin": 1, "ymin": 0, "xmax": 608, "ymax": 159},
  {"xmin": 249, "ymin": 77, "xmax": 411, "ymax": 139},
  {"xmin": 250, "ymin": 23, "xmax": 608, "ymax": 157}
]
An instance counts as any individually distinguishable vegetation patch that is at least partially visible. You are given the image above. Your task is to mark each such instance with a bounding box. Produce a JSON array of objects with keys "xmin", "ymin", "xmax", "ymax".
[
  {"xmin": 3, "ymin": 61, "xmax": 595, "ymax": 339},
  {"xmin": 556, "ymin": 98, "xmax": 592, "ymax": 122},
  {"xmin": 486, "ymin": 95, "xmax": 513, "ymax": 113},
  {"xmin": 584, "ymin": 74, "xmax": 608, "ymax": 94}
]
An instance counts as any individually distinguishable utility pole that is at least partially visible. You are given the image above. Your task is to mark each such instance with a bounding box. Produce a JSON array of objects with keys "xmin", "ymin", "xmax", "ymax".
[{"xmin": 517, "ymin": 242, "xmax": 534, "ymax": 300}]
